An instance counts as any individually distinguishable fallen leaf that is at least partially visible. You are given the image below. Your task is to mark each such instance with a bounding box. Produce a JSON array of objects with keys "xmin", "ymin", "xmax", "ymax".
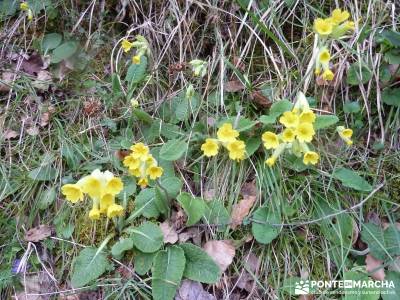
[
  {"xmin": 83, "ymin": 100, "xmax": 102, "ymax": 116},
  {"xmin": 365, "ymin": 254, "xmax": 385, "ymax": 281},
  {"xmin": 251, "ymin": 90, "xmax": 271, "ymax": 108},
  {"xmin": 224, "ymin": 80, "xmax": 245, "ymax": 92},
  {"xmin": 171, "ymin": 207, "xmax": 187, "ymax": 230},
  {"xmin": 3, "ymin": 129, "xmax": 19, "ymax": 140},
  {"xmin": 15, "ymin": 272, "xmax": 55, "ymax": 300},
  {"xmin": 235, "ymin": 252, "xmax": 260, "ymax": 292},
  {"xmin": 0, "ymin": 71, "xmax": 16, "ymax": 92},
  {"xmin": 299, "ymin": 295, "xmax": 315, "ymax": 300},
  {"xmin": 175, "ymin": 279, "xmax": 216, "ymax": 300},
  {"xmin": 40, "ymin": 112, "xmax": 51, "ymax": 127},
  {"xmin": 230, "ymin": 182, "xmax": 257, "ymax": 229},
  {"xmin": 27, "ymin": 126, "xmax": 40, "ymax": 136},
  {"xmin": 178, "ymin": 227, "xmax": 202, "ymax": 246},
  {"xmin": 32, "ymin": 70, "xmax": 52, "ymax": 90},
  {"xmin": 21, "ymin": 53, "xmax": 44, "ymax": 76},
  {"xmin": 24, "ymin": 225, "xmax": 53, "ymax": 242},
  {"xmin": 116, "ymin": 263, "xmax": 134, "ymax": 279},
  {"xmin": 160, "ymin": 221, "xmax": 178, "ymax": 244},
  {"xmin": 203, "ymin": 240, "xmax": 235, "ymax": 272}
]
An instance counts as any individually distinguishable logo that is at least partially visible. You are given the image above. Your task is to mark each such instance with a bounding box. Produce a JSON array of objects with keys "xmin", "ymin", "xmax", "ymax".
[{"xmin": 295, "ymin": 280, "xmax": 310, "ymax": 295}]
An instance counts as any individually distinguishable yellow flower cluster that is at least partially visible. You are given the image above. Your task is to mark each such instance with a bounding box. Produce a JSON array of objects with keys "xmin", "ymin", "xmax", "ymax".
[
  {"xmin": 123, "ymin": 143, "xmax": 164, "ymax": 188},
  {"xmin": 61, "ymin": 169, "xmax": 124, "ymax": 220},
  {"xmin": 337, "ymin": 126, "xmax": 353, "ymax": 145},
  {"xmin": 313, "ymin": 8, "xmax": 355, "ymax": 81},
  {"xmin": 201, "ymin": 123, "xmax": 246, "ymax": 162},
  {"xmin": 20, "ymin": 2, "xmax": 33, "ymax": 21},
  {"xmin": 263, "ymin": 93, "xmax": 319, "ymax": 167},
  {"xmin": 121, "ymin": 35, "xmax": 149, "ymax": 64},
  {"xmin": 189, "ymin": 59, "xmax": 207, "ymax": 77}
]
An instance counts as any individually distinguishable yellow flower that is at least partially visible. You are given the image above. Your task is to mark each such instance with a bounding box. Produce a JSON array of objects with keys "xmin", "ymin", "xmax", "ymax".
[
  {"xmin": 61, "ymin": 184, "xmax": 84, "ymax": 203},
  {"xmin": 217, "ymin": 123, "xmax": 239, "ymax": 143},
  {"xmin": 131, "ymin": 99, "xmax": 139, "ymax": 108},
  {"xmin": 315, "ymin": 67, "xmax": 321, "ymax": 75},
  {"xmin": 265, "ymin": 157, "xmax": 276, "ymax": 167},
  {"xmin": 123, "ymin": 155, "xmax": 140, "ymax": 170},
  {"xmin": 147, "ymin": 166, "xmax": 163, "ymax": 180},
  {"xmin": 80, "ymin": 176, "xmax": 102, "ymax": 198},
  {"xmin": 314, "ymin": 18, "xmax": 333, "ymax": 36},
  {"xmin": 262, "ymin": 131, "xmax": 280, "ymax": 149},
  {"xmin": 138, "ymin": 177, "xmax": 148, "ymax": 188},
  {"xmin": 296, "ymin": 123, "xmax": 315, "ymax": 143},
  {"xmin": 303, "ymin": 151, "xmax": 319, "ymax": 165},
  {"xmin": 100, "ymin": 194, "xmax": 114, "ymax": 213},
  {"xmin": 319, "ymin": 48, "xmax": 331, "ymax": 65},
  {"xmin": 129, "ymin": 168, "xmax": 141, "ymax": 178},
  {"xmin": 20, "ymin": 2, "xmax": 29, "ymax": 11},
  {"xmin": 130, "ymin": 143, "xmax": 149, "ymax": 159},
  {"xmin": 121, "ymin": 39, "xmax": 133, "ymax": 52},
  {"xmin": 337, "ymin": 126, "xmax": 353, "ymax": 145},
  {"xmin": 226, "ymin": 140, "xmax": 246, "ymax": 161},
  {"xmin": 106, "ymin": 177, "xmax": 123, "ymax": 195},
  {"xmin": 344, "ymin": 21, "xmax": 355, "ymax": 31},
  {"xmin": 279, "ymin": 111, "xmax": 299, "ymax": 128},
  {"xmin": 299, "ymin": 110, "xmax": 316, "ymax": 124},
  {"xmin": 89, "ymin": 208, "xmax": 101, "ymax": 220},
  {"xmin": 281, "ymin": 128, "xmax": 295, "ymax": 143},
  {"xmin": 132, "ymin": 55, "xmax": 141, "ymax": 64},
  {"xmin": 331, "ymin": 8, "xmax": 350, "ymax": 24},
  {"xmin": 201, "ymin": 138, "xmax": 219, "ymax": 157},
  {"xmin": 322, "ymin": 69, "xmax": 334, "ymax": 81},
  {"xmin": 107, "ymin": 204, "xmax": 124, "ymax": 218}
]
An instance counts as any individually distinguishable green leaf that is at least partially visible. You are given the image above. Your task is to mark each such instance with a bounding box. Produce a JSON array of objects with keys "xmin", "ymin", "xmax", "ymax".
[
  {"xmin": 251, "ymin": 206, "xmax": 281, "ymax": 244},
  {"xmin": 134, "ymin": 188, "xmax": 160, "ymax": 218},
  {"xmin": 42, "ymin": 33, "xmax": 62, "ymax": 52},
  {"xmin": 134, "ymin": 251, "xmax": 156, "ymax": 275},
  {"xmin": 343, "ymin": 271, "xmax": 380, "ymax": 300},
  {"xmin": 377, "ymin": 29, "xmax": 400, "ymax": 48},
  {"xmin": 126, "ymin": 56, "xmax": 148, "ymax": 84},
  {"xmin": 361, "ymin": 223, "xmax": 400, "ymax": 260},
  {"xmin": 177, "ymin": 193, "xmax": 206, "ymax": 226},
  {"xmin": 155, "ymin": 187, "xmax": 169, "ymax": 215},
  {"xmin": 160, "ymin": 139, "xmax": 187, "ymax": 161},
  {"xmin": 313, "ymin": 115, "xmax": 339, "ymax": 130},
  {"xmin": 332, "ymin": 168, "xmax": 372, "ymax": 192},
  {"xmin": 0, "ymin": 0, "xmax": 18, "ymax": 18},
  {"xmin": 269, "ymin": 99, "xmax": 293, "ymax": 116},
  {"xmin": 28, "ymin": 165, "xmax": 57, "ymax": 181},
  {"xmin": 259, "ymin": 114, "xmax": 277, "ymax": 125},
  {"xmin": 385, "ymin": 48, "xmax": 400, "ymax": 64},
  {"xmin": 71, "ymin": 247, "xmax": 111, "ymax": 288},
  {"xmin": 130, "ymin": 222, "xmax": 164, "ymax": 253},
  {"xmin": 382, "ymin": 88, "xmax": 400, "ymax": 107},
  {"xmin": 245, "ymin": 136, "xmax": 261, "ymax": 157},
  {"xmin": 132, "ymin": 108, "xmax": 153, "ymax": 124},
  {"xmin": 381, "ymin": 271, "xmax": 400, "ymax": 300},
  {"xmin": 313, "ymin": 198, "xmax": 353, "ymax": 247},
  {"xmin": 51, "ymin": 41, "xmax": 78, "ymax": 63},
  {"xmin": 38, "ymin": 186, "xmax": 56, "ymax": 210},
  {"xmin": 158, "ymin": 177, "xmax": 182, "ymax": 199},
  {"xmin": 203, "ymin": 200, "xmax": 230, "ymax": 232},
  {"xmin": 343, "ymin": 101, "xmax": 361, "ymax": 114},
  {"xmin": 152, "ymin": 246, "xmax": 186, "ymax": 300},
  {"xmin": 61, "ymin": 144, "xmax": 82, "ymax": 170},
  {"xmin": 347, "ymin": 63, "xmax": 372, "ymax": 85},
  {"xmin": 111, "ymin": 238, "xmax": 134, "ymax": 259},
  {"xmin": 217, "ymin": 117, "xmax": 257, "ymax": 132},
  {"xmin": 179, "ymin": 243, "xmax": 220, "ymax": 284},
  {"xmin": 116, "ymin": 176, "xmax": 136, "ymax": 200}
]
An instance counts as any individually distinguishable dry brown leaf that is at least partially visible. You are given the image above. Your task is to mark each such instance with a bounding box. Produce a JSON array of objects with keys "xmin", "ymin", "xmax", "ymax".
[
  {"xmin": 179, "ymin": 227, "xmax": 202, "ymax": 246},
  {"xmin": 224, "ymin": 80, "xmax": 245, "ymax": 92},
  {"xmin": 21, "ymin": 53, "xmax": 44, "ymax": 76},
  {"xmin": 33, "ymin": 70, "xmax": 52, "ymax": 90},
  {"xmin": 15, "ymin": 272, "xmax": 55, "ymax": 300},
  {"xmin": 3, "ymin": 129, "xmax": 19, "ymax": 140},
  {"xmin": 24, "ymin": 225, "xmax": 53, "ymax": 242},
  {"xmin": 27, "ymin": 126, "xmax": 40, "ymax": 136},
  {"xmin": 160, "ymin": 221, "xmax": 178, "ymax": 244},
  {"xmin": 230, "ymin": 182, "xmax": 257, "ymax": 229},
  {"xmin": 299, "ymin": 295, "xmax": 315, "ymax": 300},
  {"xmin": 83, "ymin": 100, "xmax": 102, "ymax": 116},
  {"xmin": 0, "ymin": 71, "xmax": 16, "ymax": 92},
  {"xmin": 250, "ymin": 90, "xmax": 271, "ymax": 108},
  {"xmin": 114, "ymin": 149, "xmax": 130, "ymax": 160},
  {"xmin": 40, "ymin": 112, "xmax": 51, "ymax": 127},
  {"xmin": 175, "ymin": 280, "xmax": 216, "ymax": 300},
  {"xmin": 203, "ymin": 240, "xmax": 235, "ymax": 272},
  {"xmin": 365, "ymin": 254, "xmax": 385, "ymax": 281}
]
